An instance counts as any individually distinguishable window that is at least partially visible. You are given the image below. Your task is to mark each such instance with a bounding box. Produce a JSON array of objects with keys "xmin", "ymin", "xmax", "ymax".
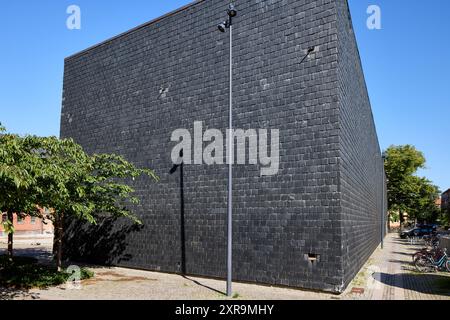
[
  {"xmin": 31, "ymin": 217, "xmax": 37, "ymax": 225},
  {"xmin": 17, "ymin": 216, "xmax": 25, "ymax": 225}
]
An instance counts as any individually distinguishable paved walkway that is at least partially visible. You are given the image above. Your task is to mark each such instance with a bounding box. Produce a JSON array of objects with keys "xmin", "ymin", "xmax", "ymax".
[
  {"xmin": 1, "ymin": 234, "xmax": 449, "ymax": 300},
  {"xmin": 345, "ymin": 234, "xmax": 450, "ymax": 300}
]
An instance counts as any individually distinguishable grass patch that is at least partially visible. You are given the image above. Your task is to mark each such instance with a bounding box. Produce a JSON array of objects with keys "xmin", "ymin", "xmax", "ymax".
[{"xmin": 0, "ymin": 255, "xmax": 94, "ymax": 289}]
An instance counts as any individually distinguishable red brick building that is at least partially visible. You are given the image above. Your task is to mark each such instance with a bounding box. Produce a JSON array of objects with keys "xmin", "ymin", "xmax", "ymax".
[{"xmin": 0, "ymin": 210, "xmax": 54, "ymax": 236}]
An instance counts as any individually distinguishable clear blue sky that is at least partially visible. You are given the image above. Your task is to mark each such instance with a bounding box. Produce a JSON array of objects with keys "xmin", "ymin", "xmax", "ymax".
[{"xmin": 0, "ymin": 1, "xmax": 449, "ymax": 192}]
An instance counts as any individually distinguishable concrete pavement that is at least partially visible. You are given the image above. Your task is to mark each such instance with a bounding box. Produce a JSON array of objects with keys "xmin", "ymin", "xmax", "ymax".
[{"xmin": 1, "ymin": 233, "xmax": 449, "ymax": 300}]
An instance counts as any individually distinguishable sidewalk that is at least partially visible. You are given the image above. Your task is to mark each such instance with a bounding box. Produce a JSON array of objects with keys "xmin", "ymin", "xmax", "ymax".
[
  {"xmin": 1, "ymin": 233, "xmax": 449, "ymax": 300},
  {"xmin": 344, "ymin": 233, "xmax": 450, "ymax": 300},
  {"xmin": 0, "ymin": 234, "xmax": 53, "ymax": 246}
]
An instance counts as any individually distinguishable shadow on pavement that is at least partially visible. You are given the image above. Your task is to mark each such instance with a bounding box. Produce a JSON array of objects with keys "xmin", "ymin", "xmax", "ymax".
[
  {"xmin": 392, "ymin": 251, "xmax": 414, "ymax": 258},
  {"xmin": 181, "ymin": 275, "xmax": 226, "ymax": 296},
  {"xmin": 374, "ymin": 272, "xmax": 450, "ymax": 296},
  {"xmin": 0, "ymin": 248, "xmax": 53, "ymax": 262},
  {"xmin": 0, "ymin": 287, "xmax": 38, "ymax": 300},
  {"xmin": 388, "ymin": 259, "xmax": 411, "ymax": 265},
  {"xmin": 0, "ymin": 248, "xmax": 49, "ymax": 300}
]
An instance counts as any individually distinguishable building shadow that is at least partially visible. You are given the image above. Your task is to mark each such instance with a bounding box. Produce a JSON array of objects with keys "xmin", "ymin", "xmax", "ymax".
[
  {"xmin": 170, "ymin": 150, "xmax": 186, "ymax": 275},
  {"xmin": 373, "ymin": 272, "xmax": 450, "ymax": 296},
  {"xmin": 182, "ymin": 275, "xmax": 226, "ymax": 296},
  {"xmin": 169, "ymin": 152, "xmax": 224, "ymax": 296}
]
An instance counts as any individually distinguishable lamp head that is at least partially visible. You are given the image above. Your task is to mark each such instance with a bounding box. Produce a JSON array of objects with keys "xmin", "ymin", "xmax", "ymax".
[
  {"xmin": 218, "ymin": 21, "xmax": 228, "ymax": 32},
  {"xmin": 227, "ymin": 4, "xmax": 237, "ymax": 17}
]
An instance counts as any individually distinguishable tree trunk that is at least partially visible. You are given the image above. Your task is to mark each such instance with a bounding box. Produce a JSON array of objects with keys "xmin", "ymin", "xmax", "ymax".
[
  {"xmin": 399, "ymin": 210, "xmax": 403, "ymax": 231},
  {"xmin": 52, "ymin": 219, "xmax": 59, "ymax": 259},
  {"xmin": 7, "ymin": 211, "xmax": 14, "ymax": 260},
  {"xmin": 56, "ymin": 213, "xmax": 64, "ymax": 272},
  {"xmin": 387, "ymin": 212, "xmax": 391, "ymax": 233}
]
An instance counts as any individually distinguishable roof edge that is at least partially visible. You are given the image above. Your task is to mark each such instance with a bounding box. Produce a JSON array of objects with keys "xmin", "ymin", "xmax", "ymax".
[{"xmin": 65, "ymin": 0, "xmax": 204, "ymax": 61}]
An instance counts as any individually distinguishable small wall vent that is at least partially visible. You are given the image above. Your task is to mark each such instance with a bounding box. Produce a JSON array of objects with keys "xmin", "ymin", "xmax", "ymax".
[{"xmin": 304, "ymin": 253, "xmax": 321, "ymax": 265}]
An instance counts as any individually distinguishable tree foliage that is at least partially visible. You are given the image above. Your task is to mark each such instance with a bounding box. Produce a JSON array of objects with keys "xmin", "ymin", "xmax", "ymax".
[
  {"xmin": 384, "ymin": 145, "xmax": 440, "ymax": 223},
  {"xmin": 36, "ymin": 137, "xmax": 158, "ymax": 270},
  {"xmin": 0, "ymin": 123, "xmax": 158, "ymax": 268},
  {"xmin": 406, "ymin": 176, "xmax": 440, "ymax": 222},
  {"xmin": 0, "ymin": 127, "xmax": 45, "ymax": 258},
  {"xmin": 0, "ymin": 133, "xmax": 43, "ymax": 215},
  {"xmin": 34, "ymin": 137, "xmax": 158, "ymax": 223}
]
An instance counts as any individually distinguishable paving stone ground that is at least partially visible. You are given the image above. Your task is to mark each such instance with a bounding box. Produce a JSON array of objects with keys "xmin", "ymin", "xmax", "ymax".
[{"xmin": 1, "ymin": 233, "xmax": 449, "ymax": 300}]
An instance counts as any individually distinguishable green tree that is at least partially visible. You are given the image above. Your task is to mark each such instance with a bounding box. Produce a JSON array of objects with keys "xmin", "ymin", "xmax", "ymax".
[
  {"xmin": 34, "ymin": 137, "xmax": 158, "ymax": 271},
  {"xmin": 406, "ymin": 176, "xmax": 440, "ymax": 222},
  {"xmin": 0, "ymin": 125, "xmax": 43, "ymax": 259},
  {"xmin": 384, "ymin": 145, "xmax": 439, "ymax": 227},
  {"xmin": 1, "ymin": 124, "xmax": 158, "ymax": 270}
]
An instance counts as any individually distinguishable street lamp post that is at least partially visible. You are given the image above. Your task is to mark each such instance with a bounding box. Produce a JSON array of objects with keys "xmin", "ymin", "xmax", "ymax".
[
  {"xmin": 218, "ymin": 3, "xmax": 237, "ymax": 297},
  {"xmin": 381, "ymin": 155, "xmax": 387, "ymax": 249},
  {"xmin": 381, "ymin": 164, "xmax": 385, "ymax": 249}
]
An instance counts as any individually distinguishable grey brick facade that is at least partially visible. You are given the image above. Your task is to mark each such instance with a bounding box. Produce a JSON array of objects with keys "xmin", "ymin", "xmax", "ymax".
[{"xmin": 60, "ymin": 0, "xmax": 386, "ymax": 293}]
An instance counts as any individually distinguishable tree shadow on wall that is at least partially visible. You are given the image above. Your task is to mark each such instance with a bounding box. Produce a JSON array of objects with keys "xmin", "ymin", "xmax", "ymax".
[{"xmin": 63, "ymin": 216, "xmax": 144, "ymax": 266}]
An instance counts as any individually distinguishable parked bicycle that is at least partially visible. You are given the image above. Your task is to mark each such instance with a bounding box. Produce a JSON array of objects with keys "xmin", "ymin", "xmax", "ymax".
[
  {"xmin": 422, "ymin": 234, "xmax": 440, "ymax": 247},
  {"xmin": 414, "ymin": 248, "xmax": 450, "ymax": 273},
  {"xmin": 413, "ymin": 246, "xmax": 443, "ymax": 263}
]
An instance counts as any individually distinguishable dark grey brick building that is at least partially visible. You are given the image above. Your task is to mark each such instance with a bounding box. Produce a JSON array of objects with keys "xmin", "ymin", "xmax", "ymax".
[{"xmin": 61, "ymin": 0, "xmax": 386, "ymax": 293}]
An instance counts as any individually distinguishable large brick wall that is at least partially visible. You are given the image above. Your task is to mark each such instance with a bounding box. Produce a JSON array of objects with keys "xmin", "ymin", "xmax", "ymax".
[
  {"xmin": 61, "ymin": 0, "xmax": 384, "ymax": 293},
  {"xmin": 336, "ymin": 0, "xmax": 386, "ymax": 288}
]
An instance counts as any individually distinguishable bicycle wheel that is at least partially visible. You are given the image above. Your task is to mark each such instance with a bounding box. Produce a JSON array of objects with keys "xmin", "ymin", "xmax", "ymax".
[
  {"xmin": 414, "ymin": 256, "xmax": 432, "ymax": 273},
  {"xmin": 413, "ymin": 252, "xmax": 424, "ymax": 262},
  {"xmin": 446, "ymin": 259, "xmax": 450, "ymax": 273}
]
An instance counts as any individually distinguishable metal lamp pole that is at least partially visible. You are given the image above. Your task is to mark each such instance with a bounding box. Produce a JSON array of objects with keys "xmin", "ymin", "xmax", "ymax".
[
  {"xmin": 381, "ymin": 155, "xmax": 386, "ymax": 249},
  {"xmin": 227, "ymin": 17, "xmax": 233, "ymax": 298},
  {"xmin": 375, "ymin": 153, "xmax": 386, "ymax": 250},
  {"xmin": 381, "ymin": 166, "xmax": 385, "ymax": 250},
  {"xmin": 218, "ymin": 3, "xmax": 237, "ymax": 297}
]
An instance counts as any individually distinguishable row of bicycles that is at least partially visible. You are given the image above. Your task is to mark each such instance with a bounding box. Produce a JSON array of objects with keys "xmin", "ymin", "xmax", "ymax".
[{"xmin": 413, "ymin": 235, "xmax": 450, "ymax": 273}]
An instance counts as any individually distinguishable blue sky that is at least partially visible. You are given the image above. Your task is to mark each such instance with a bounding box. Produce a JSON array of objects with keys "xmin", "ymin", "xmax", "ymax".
[{"xmin": 0, "ymin": 1, "xmax": 449, "ymax": 192}]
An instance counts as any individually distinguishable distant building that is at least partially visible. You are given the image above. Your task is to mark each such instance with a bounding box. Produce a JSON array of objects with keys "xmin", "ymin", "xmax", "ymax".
[
  {"xmin": 442, "ymin": 189, "xmax": 450, "ymax": 211},
  {"xmin": 0, "ymin": 209, "xmax": 54, "ymax": 236},
  {"xmin": 435, "ymin": 198, "xmax": 441, "ymax": 207}
]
